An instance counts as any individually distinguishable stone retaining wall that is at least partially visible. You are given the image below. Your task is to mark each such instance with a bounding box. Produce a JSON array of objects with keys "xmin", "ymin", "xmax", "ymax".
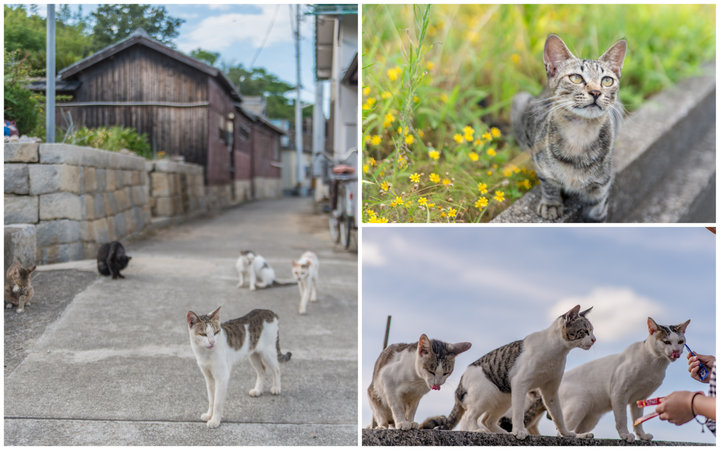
[{"xmin": 4, "ymin": 143, "xmax": 281, "ymax": 265}]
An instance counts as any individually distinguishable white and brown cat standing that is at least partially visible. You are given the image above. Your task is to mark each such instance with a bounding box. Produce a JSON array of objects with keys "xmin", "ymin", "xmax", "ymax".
[
  {"xmin": 291, "ymin": 251, "xmax": 319, "ymax": 314},
  {"xmin": 186, "ymin": 306, "xmax": 291, "ymax": 428}
]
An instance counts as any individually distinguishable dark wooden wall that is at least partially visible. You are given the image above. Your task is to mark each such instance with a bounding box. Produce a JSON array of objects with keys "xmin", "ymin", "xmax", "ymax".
[{"xmin": 252, "ymin": 125, "xmax": 281, "ymax": 178}]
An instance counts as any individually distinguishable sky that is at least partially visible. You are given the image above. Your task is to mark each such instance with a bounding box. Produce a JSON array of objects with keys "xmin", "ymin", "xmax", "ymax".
[
  {"xmin": 45, "ymin": 3, "xmax": 331, "ymax": 107},
  {"xmin": 362, "ymin": 227, "xmax": 716, "ymax": 444}
]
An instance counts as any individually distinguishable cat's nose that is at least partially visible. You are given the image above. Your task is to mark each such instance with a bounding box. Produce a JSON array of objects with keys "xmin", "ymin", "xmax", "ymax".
[{"xmin": 589, "ymin": 90, "xmax": 601, "ymax": 99}]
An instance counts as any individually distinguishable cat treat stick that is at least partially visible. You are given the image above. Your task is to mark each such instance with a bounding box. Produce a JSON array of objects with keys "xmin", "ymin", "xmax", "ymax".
[
  {"xmin": 633, "ymin": 412, "xmax": 659, "ymax": 427},
  {"xmin": 685, "ymin": 344, "xmax": 710, "ymax": 381},
  {"xmin": 636, "ymin": 397, "xmax": 664, "ymax": 408}
]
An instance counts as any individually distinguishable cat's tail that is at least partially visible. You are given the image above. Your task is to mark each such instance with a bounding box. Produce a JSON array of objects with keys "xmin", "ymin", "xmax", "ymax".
[
  {"xmin": 272, "ymin": 279, "xmax": 297, "ymax": 287},
  {"xmin": 276, "ymin": 334, "xmax": 292, "ymax": 362},
  {"xmin": 421, "ymin": 378, "xmax": 467, "ymax": 430}
]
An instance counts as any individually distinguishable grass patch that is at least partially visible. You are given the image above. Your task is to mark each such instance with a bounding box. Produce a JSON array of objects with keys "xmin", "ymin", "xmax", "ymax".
[{"xmin": 362, "ymin": 4, "xmax": 715, "ymax": 223}]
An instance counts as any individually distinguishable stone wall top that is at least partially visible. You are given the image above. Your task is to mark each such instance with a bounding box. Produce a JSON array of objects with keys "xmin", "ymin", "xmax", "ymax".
[
  {"xmin": 39, "ymin": 144, "xmax": 146, "ymax": 171},
  {"xmin": 149, "ymin": 159, "xmax": 204, "ymax": 175}
]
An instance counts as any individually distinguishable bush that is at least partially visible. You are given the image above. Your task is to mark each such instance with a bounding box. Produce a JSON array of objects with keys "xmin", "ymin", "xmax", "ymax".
[
  {"xmin": 4, "ymin": 49, "xmax": 45, "ymax": 137},
  {"xmin": 66, "ymin": 126, "xmax": 153, "ymax": 159}
]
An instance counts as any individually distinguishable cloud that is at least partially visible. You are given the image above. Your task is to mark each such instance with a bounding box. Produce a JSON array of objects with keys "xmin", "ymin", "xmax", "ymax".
[
  {"xmin": 177, "ymin": 5, "xmax": 315, "ymax": 54},
  {"xmin": 362, "ymin": 242, "xmax": 386, "ymax": 267},
  {"xmin": 549, "ymin": 286, "xmax": 664, "ymax": 342}
]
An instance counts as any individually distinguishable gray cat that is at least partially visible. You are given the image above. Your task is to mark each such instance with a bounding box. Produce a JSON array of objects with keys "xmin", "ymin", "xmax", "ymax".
[{"xmin": 512, "ymin": 34, "xmax": 627, "ymax": 222}]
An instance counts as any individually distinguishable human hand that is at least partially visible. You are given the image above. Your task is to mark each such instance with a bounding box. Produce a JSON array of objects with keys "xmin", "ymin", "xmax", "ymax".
[
  {"xmin": 687, "ymin": 352, "xmax": 714, "ymax": 383},
  {"xmin": 656, "ymin": 391, "xmax": 701, "ymax": 425}
]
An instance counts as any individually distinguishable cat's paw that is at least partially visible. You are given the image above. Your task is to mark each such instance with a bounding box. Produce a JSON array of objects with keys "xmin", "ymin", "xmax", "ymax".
[
  {"xmin": 201, "ymin": 412, "xmax": 212, "ymax": 421},
  {"xmin": 537, "ymin": 201, "xmax": 563, "ymax": 220},
  {"xmin": 249, "ymin": 388, "xmax": 262, "ymax": 397},
  {"xmin": 16, "ymin": 307, "xmax": 24, "ymax": 313},
  {"xmin": 206, "ymin": 417, "xmax": 221, "ymax": 429},
  {"xmin": 298, "ymin": 309, "xmax": 307, "ymax": 315},
  {"xmin": 270, "ymin": 386, "xmax": 281, "ymax": 395},
  {"xmin": 636, "ymin": 432, "xmax": 653, "ymax": 441},
  {"xmin": 577, "ymin": 432, "xmax": 594, "ymax": 439},
  {"xmin": 396, "ymin": 421, "xmax": 413, "ymax": 431},
  {"xmin": 619, "ymin": 432, "xmax": 635, "ymax": 443},
  {"xmin": 249, "ymin": 286, "xmax": 256, "ymax": 291},
  {"xmin": 558, "ymin": 430, "xmax": 576, "ymax": 438},
  {"xmin": 514, "ymin": 429, "xmax": 529, "ymax": 440}
]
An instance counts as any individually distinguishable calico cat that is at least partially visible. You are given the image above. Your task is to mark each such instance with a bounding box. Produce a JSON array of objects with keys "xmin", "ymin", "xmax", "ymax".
[
  {"xmin": 186, "ymin": 306, "xmax": 292, "ymax": 428},
  {"xmin": 291, "ymin": 251, "xmax": 319, "ymax": 315},
  {"xmin": 525, "ymin": 317, "xmax": 690, "ymax": 442},
  {"xmin": 512, "ymin": 34, "xmax": 627, "ymax": 222},
  {"xmin": 4, "ymin": 261, "xmax": 36, "ymax": 313},
  {"xmin": 235, "ymin": 250, "xmax": 295, "ymax": 290},
  {"xmin": 97, "ymin": 241, "xmax": 132, "ymax": 279},
  {"xmin": 368, "ymin": 334, "xmax": 472, "ymax": 430},
  {"xmin": 422, "ymin": 305, "xmax": 594, "ymax": 440}
]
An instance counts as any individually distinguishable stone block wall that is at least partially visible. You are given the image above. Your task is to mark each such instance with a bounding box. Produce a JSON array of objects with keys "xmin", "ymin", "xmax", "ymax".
[
  {"xmin": 5, "ymin": 143, "xmax": 151, "ymax": 264},
  {"xmin": 147, "ymin": 159, "xmax": 206, "ymax": 219}
]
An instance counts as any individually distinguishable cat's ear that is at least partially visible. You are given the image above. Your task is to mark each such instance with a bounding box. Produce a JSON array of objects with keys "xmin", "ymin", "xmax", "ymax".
[
  {"xmin": 291, "ymin": 261, "xmax": 297, "ymax": 267},
  {"xmin": 544, "ymin": 34, "xmax": 575, "ymax": 78},
  {"xmin": 448, "ymin": 342, "xmax": 472, "ymax": 355},
  {"xmin": 208, "ymin": 306, "xmax": 222, "ymax": 321},
  {"xmin": 599, "ymin": 39, "xmax": 627, "ymax": 78},
  {"xmin": 127, "ymin": 256, "xmax": 132, "ymax": 261},
  {"xmin": 675, "ymin": 319, "xmax": 691, "ymax": 334},
  {"xmin": 579, "ymin": 306, "xmax": 593, "ymax": 317},
  {"xmin": 562, "ymin": 304, "xmax": 581, "ymax": 321},
  {"xmin": 647, "ymin": 317, "xmax": 659, "ymax": 335},
  {"xmin": 418, "ymin": 334, "xmax": 432, "ymax": 356},
  {"xmin": 187, "ymin": 311, "xmax": 199, "ymax": 327}
]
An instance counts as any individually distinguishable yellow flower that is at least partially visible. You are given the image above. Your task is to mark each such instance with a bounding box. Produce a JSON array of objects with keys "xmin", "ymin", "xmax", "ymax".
[
  {"xmin": 387, "ymin": 66, "xmax": 402, "ymax": 81},
  {"xmin": 469, "ymin": 152, "xmax": 479, "ymax": 162},
  {"xmin": 409, "ymin": 173, "xmax": 421, "ymax": 183},
  {"xmin": 464, "ymin": 133, "xmax": 474, "ymax": 142},
  {"xmin": 491, "ymin": 127, "xmax": 501, "ymax": 138},
  {"xmin": 380, "ymin": 181, "xmax": 389, "ymax": 191},
  {"xmin": 364, "ymin": 135, "xmax": 371, "ymax": 144},
  {"xmin": 474, "ymin": 139, "xmax": 481, "ymax": 146},
  {"xmin": 429, "ymin": 173, "xmax": 440, "ymax": 183},
  {"xmin": 418, "ymin": 129, "xmax": 425, "ymax": 138},
  {"xmin": 482, "ymin": 132, "xmax": 492, "ymax": 141},
  {"xmin": 477, "ymin": 182, "xmax": 488, "ymax": 194},
  {"xmin": 413, "ymin": 96, "xmax": 420, "ymax": 103},
  {"xmin": 487, "ymin": 171, "xmax": 493, "ymax": 176},
  {"xmin": 441, "ymin": 93, "xmax": 448, "ymax": 103},
  {"xmin": 503, "ymin": 167, "xmax": 513, "ymax": 177},
  {"xmin": 428, "ymin": 150, "xmax": 440, "ymax": 160},
  {"xmin": 418, "ymin": 197, "xmax": 428, "ymax": 206},
  {"xmin": 369, "ymin": 157, "xmax": 376, "ymax": 166},
  {"xmin": 518, "ymin": 179, "xmax": 532, "ymax": 190},
  {"xmin": 381, "ymin": 91, "xmax": 392, "ymax": 99},
  {"xmin": 475, "ymin": 197, "xmax": 489, "ymax": 209},
  {"xmin": 453, "ymin": 134, "xmax": 464, "ymax": 143},
  {"xmin": 363, "ymin": 164, "xmax": 369, "ymax": 174},
  {"xmin": 368, "ymin": 215, "xmax": 389, "ymax": 223},
  {"xmin": 487, "ymin": 148, "xmax": 496, "ymax": 157},
  {"xmin": 390, "ymin": 200, "xmax": 397, "ymax": 207},
  {"xmin": 363, "ymin": 86, "xmax": 371, "ymax": 96},
  {"xmin": 442, "ymin": 178, "xmax": 452, "ymax": 186},
  {"xmin": 371, "ymin": 135, "xmax": 382, "ymax": 146},
  {"xmin": 494, "ymin": 190, "xmax": 506, "ymax": 202},
  {"xmin": 427, "ymin": 202, "xmax": 436, "ymax": 208},
  {"xmin": 405, "ymin": 134, "xmax": 415, "ymax": 145},
  {"xmin": 463, "ymin": 126, "xmax": 474, "ymax": 136},
  {"xmin": 447, "ymin": 208, "xmax": 457, "ymax": 218},
  {"xmin": 397, "ymin": 126, "xmax": 409, "ymax": 136},
  {"xmin": 383, "ymin": 112, "xmax": 395, "ymax": 128},
  {"xmin": 426, "ymin": 61, "xmax": 435, "ymax": 70},
  {"xmin": 394, "ymin": 196, "xmax": 404, "ymax": 205},
  {"xmin": 511, "ymin": 53, "xmax": 521, "ymax": 64}
]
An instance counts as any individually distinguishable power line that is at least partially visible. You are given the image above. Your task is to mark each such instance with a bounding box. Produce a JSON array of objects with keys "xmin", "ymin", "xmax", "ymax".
[{"xmin": 249, "ymin": 4, "xmax": 280, "ymax": 69}]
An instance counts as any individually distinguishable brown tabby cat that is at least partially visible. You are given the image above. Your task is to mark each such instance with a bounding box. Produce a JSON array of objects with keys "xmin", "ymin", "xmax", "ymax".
[{"xmin": 5, "ymin": 261, "xmax": 36, "ymax": 313}]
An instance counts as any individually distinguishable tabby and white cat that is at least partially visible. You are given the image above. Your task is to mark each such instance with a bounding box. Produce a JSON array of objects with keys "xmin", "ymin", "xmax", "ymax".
[
  {"xmin": 528, "ymin": 317, "xmax": 690, "ymax": 442},
  {"xmin": 368, "ymin": 334, "xmax": 472, "ymax": 430},
  {"xmin": 512, "ymin": 34, "xmax": 627, "ymax": 222},
  {"xmin": 186, "ymin": 306, "xmax": 292, "ymax": 428},
  {"xmin": 291, "ymin": 251, "xmax": 319, "ymax": 315},
  {"xmin": 4, "ymin": 261, "xmax": 36, "ymax": 313},
  {"xmin": 422, "ymin": 305, "xmax": 594, "ymax": 440}
]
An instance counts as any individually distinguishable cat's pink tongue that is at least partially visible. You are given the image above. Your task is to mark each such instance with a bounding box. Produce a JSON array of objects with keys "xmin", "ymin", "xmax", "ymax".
[
  {"xmin": 671, "ymin": 351, "xmax": 681, "ymax": 360},
  {"xmin": 432, "ymin": 385, "xmax": 441, "ymax": 391}
]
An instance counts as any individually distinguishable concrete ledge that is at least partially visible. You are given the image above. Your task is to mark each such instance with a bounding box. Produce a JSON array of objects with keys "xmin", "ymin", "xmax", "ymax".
[
  {"xmin": 39, "ymin": 144, "xmax": 146, "ymax": 171},
  {"xmin": 362, "ymin": 429, "xmax": 711, "ymax": 446},
  {"xmin": 493, "ymin": 65, "xmax": 716, "ymax": 223}
]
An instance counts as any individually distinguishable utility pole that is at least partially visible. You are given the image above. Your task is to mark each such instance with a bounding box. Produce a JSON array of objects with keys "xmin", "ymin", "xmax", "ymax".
[
  {"xmin": 46, "ymin": 4, "xmax": 56, "ymax": 143},
  {"xmin": 294, "ymin": 5, "xmax": 303, "ymax": 194}
]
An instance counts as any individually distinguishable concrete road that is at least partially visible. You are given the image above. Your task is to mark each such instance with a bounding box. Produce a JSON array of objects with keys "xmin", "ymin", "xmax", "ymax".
[{"xmin": 4, "ymin": 198, "xmax": 358, "ymax": 445}]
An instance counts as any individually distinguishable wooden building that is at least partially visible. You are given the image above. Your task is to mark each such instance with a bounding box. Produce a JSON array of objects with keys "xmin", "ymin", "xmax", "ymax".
[{"xmin": 53, "ymin": 29, "xmax": 284, "ymax": 199}]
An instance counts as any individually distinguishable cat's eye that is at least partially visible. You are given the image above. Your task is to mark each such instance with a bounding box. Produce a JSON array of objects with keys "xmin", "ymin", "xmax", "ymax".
[
  {"xmin": 601, "ymin": 76, "xmax": 614, "ymax": 87},
  {"xmin": 663, "ymin": 340, "xmax": 671, "ymax": 345},
  {"xmin": 568, "ymin": 74, "xmax": 584, "ymax": 84},
  {"xmin": 679, "ymin": 340, "xmax": 685, "ymax": 345},
  {"xmin": 428, "ymin": 370, "xmax": 436, "ymax": 376}
]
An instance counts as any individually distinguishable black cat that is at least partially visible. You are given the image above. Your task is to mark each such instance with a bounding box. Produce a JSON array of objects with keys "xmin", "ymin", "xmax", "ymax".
[{"xmin": 97, "ymin": 241, "xmax": 132, "ymax": 279}]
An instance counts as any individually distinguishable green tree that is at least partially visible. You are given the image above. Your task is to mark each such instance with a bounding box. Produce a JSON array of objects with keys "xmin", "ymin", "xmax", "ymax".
[
  {"xmin": 4, "ymin": 49, "xmax": 45, "ymax": 136},
  {"xmin": 90, "ymin": 5, "xmax": 184, "ymax": 51},
  {"xmin": 190, "ymin": 48, "xmax": 220, "ymax": 66}
]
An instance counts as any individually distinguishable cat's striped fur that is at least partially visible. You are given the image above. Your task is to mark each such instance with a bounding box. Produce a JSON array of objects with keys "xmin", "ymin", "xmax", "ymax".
[
  {"xmin": 512, "ymin": 34, "xmax": 627, "ymax": 222},
  {"xmin": 4, "ymin": 261, "xmax": 35, "ymax": 313}
]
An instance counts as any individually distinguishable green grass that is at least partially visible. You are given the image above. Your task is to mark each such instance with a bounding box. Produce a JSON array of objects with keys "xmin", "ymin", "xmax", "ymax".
[{"xmin": 362, "ymin": 4, "xmax": 716, "ymax": 223}]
